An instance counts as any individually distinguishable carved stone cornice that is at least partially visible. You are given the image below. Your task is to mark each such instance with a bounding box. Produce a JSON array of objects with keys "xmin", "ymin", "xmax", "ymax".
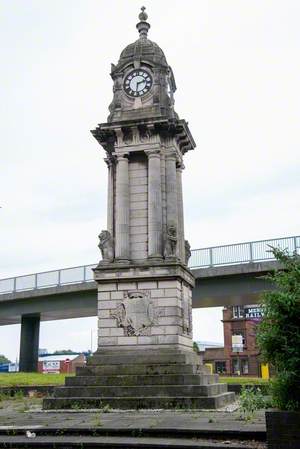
[{"xmin": 91, "ymin": 117, "xmax": 195, "ymax": 156}]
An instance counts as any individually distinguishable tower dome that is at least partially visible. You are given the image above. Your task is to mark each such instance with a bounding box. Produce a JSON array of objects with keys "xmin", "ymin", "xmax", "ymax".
[
  {"xmin": 116, "ymin": 38, "xmax": 168, "ymax": 71},
  {"xmin": 108, "ymin": 7, "xmax": 176, "ymax": 122},
  {"xmin": 112, "ymin": 6, "xmax": 168, "ymax": 72}
]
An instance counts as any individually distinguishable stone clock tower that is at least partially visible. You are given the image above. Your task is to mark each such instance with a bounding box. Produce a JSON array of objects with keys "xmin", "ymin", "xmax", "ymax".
[
  {"xmin": 92, "ymin": 7, "xmax": 195, "ymax": 351},
  {"xmin": 44, "ymin": 9, "xmax": 234, "ymax": 410}
]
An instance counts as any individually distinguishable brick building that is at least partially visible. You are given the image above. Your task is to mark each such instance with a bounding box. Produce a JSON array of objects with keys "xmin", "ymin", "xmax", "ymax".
[
  {"xmin": 203, "ymin": 305, "xmax": 263, "ymax": 376},
  {"xmin": 38, "ymin": 354, "xmax": 85, "ymax": 374}
]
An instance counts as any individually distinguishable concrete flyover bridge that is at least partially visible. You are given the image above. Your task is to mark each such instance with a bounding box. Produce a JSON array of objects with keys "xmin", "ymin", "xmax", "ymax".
[{"xmin": 0, "ymin": 235, "xmax": 299, "ymax": 370}]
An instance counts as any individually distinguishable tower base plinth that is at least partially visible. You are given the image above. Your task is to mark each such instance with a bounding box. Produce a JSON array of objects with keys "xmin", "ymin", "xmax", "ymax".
[{"xmin": 43, "ymin": 348, "xmax": 235, "ymax": 410}]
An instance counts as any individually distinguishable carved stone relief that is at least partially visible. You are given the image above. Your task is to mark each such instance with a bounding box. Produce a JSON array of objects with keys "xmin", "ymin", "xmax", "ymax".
[
  {"xmin": 98, "ymin": 230, "xmax": 114, "ymax": 263},
  {"xmin": 182, "ymin": 286, "xmax": 192, "ymax": 336},
  {"xmin": 123, "ymin": 128, "xmax": 133, "ymax": 145},
  {"xmin": 111, "ymin": 290, "xmax": 159, "ymax": 336}
]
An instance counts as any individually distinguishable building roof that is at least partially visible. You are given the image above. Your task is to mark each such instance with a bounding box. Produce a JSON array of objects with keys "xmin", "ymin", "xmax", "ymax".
[
  {"xmin": 38, "ymin": 354, "xmax": 82, "ymax": 362},
  {"xmin": 196, "ymin": 341, "xmax": 224, "ymax": 351}
]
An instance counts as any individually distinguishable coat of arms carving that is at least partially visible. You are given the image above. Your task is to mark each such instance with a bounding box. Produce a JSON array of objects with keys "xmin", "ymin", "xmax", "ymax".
[{"xmin": 111, "ymin": 290, "xmax": 158, "ymax": 336}]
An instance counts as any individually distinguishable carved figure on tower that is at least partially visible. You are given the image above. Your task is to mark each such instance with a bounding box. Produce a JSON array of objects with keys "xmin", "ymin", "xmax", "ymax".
[{"xmin": 98, "ymin": 230, "xmax": 114, "ymax": 263}]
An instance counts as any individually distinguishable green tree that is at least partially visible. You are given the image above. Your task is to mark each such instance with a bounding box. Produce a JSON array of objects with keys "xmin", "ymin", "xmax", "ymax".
[
  {"xmin": 0, "ymin": 354, "xmax": 11, "ymax": 364},
  {"xmin": 257, "ymin": 247, "xmax": 300, "ymax": 410}
]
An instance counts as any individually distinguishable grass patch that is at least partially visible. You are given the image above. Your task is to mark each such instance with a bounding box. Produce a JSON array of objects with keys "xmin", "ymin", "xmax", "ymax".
[
  {"xmin": 221, "ymin": 376, "xmax": 269, "ymax": 384},
  {"xmin": 0, "ymin": 373, "xmax": 73, "ymax": 387}
]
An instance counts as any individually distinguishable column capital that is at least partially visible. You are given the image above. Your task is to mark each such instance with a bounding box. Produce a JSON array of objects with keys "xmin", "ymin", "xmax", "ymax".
[
  {"xmin": 165, "ymin": 149, "xmax": 177, "ymax": 161},
  {"xmin": 145, "ymin": 148, "xmax": 161, "ymax": 158},
  {"xmin": 116, "ymin": 152, "xmax": 129, "ymax": 161}
]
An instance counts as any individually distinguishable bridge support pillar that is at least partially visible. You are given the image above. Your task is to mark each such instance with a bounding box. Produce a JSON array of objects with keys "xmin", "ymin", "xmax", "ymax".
[{"xmin": 19, "ymin": 314, "xmax": 40, "ymax": 372}]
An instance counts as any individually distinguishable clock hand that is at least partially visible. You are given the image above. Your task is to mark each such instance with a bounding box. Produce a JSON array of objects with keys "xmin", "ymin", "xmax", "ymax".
[{"xmin": 136, "ymin": 79, "xmax": 146, "ymax": 90}]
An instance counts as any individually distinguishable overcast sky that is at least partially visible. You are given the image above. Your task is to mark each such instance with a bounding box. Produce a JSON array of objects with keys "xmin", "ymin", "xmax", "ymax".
[{"xmin": 1, "ymin": 0, "xmax": 299, "ymax": 361}]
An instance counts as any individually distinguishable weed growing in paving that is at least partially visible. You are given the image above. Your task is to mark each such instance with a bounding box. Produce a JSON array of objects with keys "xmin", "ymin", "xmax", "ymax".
[
  {"xmin": 101, "ymin": 404, "xmax": 112, "ymax": 413},
  {"xmin": 70, "ymin": 402, "xmax": 82, "ymax": 410},
  {"xmin": 0, "ymin": 391, "xmax": 25, "ymax": 403},
  {"xmin": 239, "ymin": 386, "xmax": 269, "ymax": 421},
  {"xmin": 0, "ymin": 392, "xmax": 10, "ymax": 402},
  {"xmin": 92, "ymin": 414, "xmax": 103, "ymax": 427},
  {"xmin": 13, "ymin": 391, "xmax": 24, "ymax": 400}
]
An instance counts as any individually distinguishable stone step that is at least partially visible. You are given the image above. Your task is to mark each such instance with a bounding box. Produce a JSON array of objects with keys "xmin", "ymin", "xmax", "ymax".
[
  {"xmin": 0, "ymin": 434, "xmax": 264, "ymax": 448},
  {"xmin": 88, "ymin": 352, "xmax": 199, "ymax": 366},
  {"xmin": 43, "ymin": 392, "xmax": 235, "ymax": 410},
  {"xmin": 66, "ymin": 373, "xmax": 219, "ymax": 387},
  {"xmin": 54, "ymin": 384, "xmax": 228, "ymax": 398},
  {"xmin": 76, "ymin": 363, "xmax": 210, "ymax": 376}
]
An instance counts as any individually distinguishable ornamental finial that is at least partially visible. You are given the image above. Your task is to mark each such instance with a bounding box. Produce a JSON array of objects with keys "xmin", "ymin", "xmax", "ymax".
[
  {"xmin": 136, "ymin": 6, "xmax": 150, "ymax": 38},
  {"xmin": 139, "ymin": 6, "xmax": 148, "ymax": 21}
]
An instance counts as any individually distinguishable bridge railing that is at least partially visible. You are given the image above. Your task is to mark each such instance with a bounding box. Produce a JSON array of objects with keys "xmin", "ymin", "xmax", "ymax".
[
  {"xmin": 189, "ymin": 235, "xmax": 299, "ymax": 268},
  {"xmin": 0, "ymin": 235, "xmax": 299, "ymax": 295},
  {"xmin": 0, "ymin": 264, "xmax": 97, "ymax": 295}
]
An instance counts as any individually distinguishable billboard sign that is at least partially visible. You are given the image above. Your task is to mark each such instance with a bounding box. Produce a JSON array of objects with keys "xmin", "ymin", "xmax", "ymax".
[
  {"xmin": 244, "ymin": 306, "xmax": 263, "ymax": 321},
  {"xmin": 42, "ymin": 360, "xmax": 60, "ymax": 373}
]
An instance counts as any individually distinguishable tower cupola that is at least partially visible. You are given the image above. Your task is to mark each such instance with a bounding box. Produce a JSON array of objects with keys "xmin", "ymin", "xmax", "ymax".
[{"xmin": 108, "ymin": 7, "xmax": 177, "ymax": 122}]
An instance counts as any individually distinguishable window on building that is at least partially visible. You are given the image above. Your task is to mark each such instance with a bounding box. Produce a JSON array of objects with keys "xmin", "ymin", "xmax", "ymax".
[
  {"xmin": 215, "ymin": 361, "xmax": 226, "ymax": 374},
  {"xmin": 232, "ymin": 306, "xmax": 244, "ymax": 319},
  {"xmin": 232, "ymin": 358, "xmax": 240, "ymax": 374},
  {"xmin": 241, "ymin": 358, "xmax": 249, "ymax": 375},
  {"xmin": 232, "ymin": 331, "xmax": 246, "ymax": 349},
  {"xmin": 232, "ymin": 358, "xmax": 249, "ymax": 375}
]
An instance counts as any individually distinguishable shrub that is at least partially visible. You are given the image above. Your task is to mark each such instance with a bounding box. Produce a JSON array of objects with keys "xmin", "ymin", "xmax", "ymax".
[
  {"xmin": 256, "ymin": 248, "xmax": 300, "ymax": 411},
  {"xmin": 239, "ymin": 386, "xmax": 268, "ymax": 420}
]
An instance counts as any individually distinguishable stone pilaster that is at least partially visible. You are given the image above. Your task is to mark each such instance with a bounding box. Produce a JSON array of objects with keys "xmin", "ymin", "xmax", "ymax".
[
  {"xmin": 146, "ymin": 149, "xmax": 163, "ymax": 259},
  {"xmin": 176, "ymin": 163, "xmax": 185, "ymax": 263},
  {"xmin": 161, "ymin": 152, "xmax": 167, "ymax": 256},
  {"xmin": 105, "ymin": 158, "xmax": 114, "ymax": 236},
  {"xmin": 115, "ymin": 153, "xmax": 130, "ymax": 262},
  {"xmin": 165, "ymin": 150, "xmax": 178, "ymax": 259}
]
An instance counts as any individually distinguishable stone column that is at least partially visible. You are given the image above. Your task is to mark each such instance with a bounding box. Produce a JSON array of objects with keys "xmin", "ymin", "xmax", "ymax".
[
  {"xmin": 176, "ymin": 163, "xmax": 185, "ymax": 263},
  {"xmin": 19, "ymin": 314, "xmax": 40, "ymax": 372},
  {"xmin": 161, "ymin": 153, "xmax": 167, "ymax": 252},
  {"xmin": 115, "ymin": 153, "xmax": 129, "ymax": 262},
  {"xmin": 165, "ymin": 150, "xmax": 178, "ymax": 259},
  {"xmin": 105, "ymin": 158, "xmax": 114, "ymax": 236},
  {"xmin": 146, "ymin": 149, "xmax": 163, "ymax": 259}
]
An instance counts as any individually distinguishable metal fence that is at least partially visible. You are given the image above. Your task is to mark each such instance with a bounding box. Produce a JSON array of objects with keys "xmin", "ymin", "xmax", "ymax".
[
  {"xmin": 0, "ymin": 235, "xmax": 299, "ymax": 295},
  {"xmin": 189, "ymin": 235, "xmax": 299, "ymax": 268}
]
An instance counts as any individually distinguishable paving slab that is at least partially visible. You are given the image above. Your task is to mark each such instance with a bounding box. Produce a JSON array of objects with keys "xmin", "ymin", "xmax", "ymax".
[
  {"xmin": 0, "ymin": 398, "xmax": 266, "ymax": 436},
  {"xmin": 0, "ymin": 435, "xmax": 267, "ymax": 448}
]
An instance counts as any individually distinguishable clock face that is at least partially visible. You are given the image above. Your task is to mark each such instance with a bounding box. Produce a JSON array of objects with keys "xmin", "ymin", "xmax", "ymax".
[{"xmin": 123, "ymin": 69, "xmax": 153, "ymax": 97}]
